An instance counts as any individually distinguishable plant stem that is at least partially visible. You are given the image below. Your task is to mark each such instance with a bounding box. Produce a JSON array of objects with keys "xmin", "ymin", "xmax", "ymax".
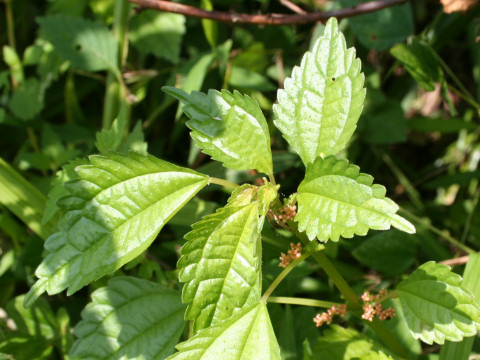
[
  {"xmin": 261, "ymin": 252, "xmax": 312, "ymax": 302},
  {"xmin": 4, "ymin": 0, "xmax": 16, "ymax": 53},
  {"xmin": 208, "ymin": 177, "xmax": 239, "ymax": 189},
  {"xmin": 268, "ymin": 296, "xmax": 340, "ymax": 308},
  {"xmin": 399, "ymin": 207, "xmax": 475, "ymax": 254},
  {"xmin": 102, "ymin": 0, "xmax": 130, "ymax": 129},
  {"xmin": 460, "ymin": 183, "xmax": 480, "ymax": 244},
  {"xmin": 311, "ymin": 251, "xmax": 362, "ymax": 310}
]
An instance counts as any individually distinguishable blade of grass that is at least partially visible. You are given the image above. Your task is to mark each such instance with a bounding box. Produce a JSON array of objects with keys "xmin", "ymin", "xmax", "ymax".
[{"xmin": 0, "ymin": 157, "xmax": 57, "ymax": 239}]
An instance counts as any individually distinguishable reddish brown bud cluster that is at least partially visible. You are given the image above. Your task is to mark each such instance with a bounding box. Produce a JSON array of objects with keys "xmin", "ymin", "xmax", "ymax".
[
  {"xmin": 279, "ymin": 242, "xmax": 302, "ymax": 268},
  {"xmin": 313, "ymin": 304, "xmax": 348, "ymax": 327},
  {"xmin": 275, "ymin": 204, "xmax": 297, "ymax": 224},
  {"xmin": 360, "ymin": 290, "xmax": 396, "ymax": 322}
]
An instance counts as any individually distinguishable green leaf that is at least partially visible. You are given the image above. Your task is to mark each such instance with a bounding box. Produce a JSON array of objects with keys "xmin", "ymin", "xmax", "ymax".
[
  {"xmin": 42, "ymin": 159, "xmax": 88, "ymax": 224},
  {"xmin": 95, "ymin": 103, "xmax": 148, "ymax": 155},
  {"xmin": 24, "ymin": 152, "xmax": 208, "ymax": 307},
  {"xmin": 340, "ymin": 0, "xmax": 414, "ymax": 50},
  {"xmin": 296, "ymin": 156, "xmax": 415, "ymax": 241},
  {"xmin": 8, "ymin": 77, "xmax": 44, "ymax": 121},
  {"xmin": 200, "ymin": 0, "xmax": 218, "ymax": 48},
  {"xmin": 309, "ymin": 325, "xmax": 394, "ymax": 360},
  {"xmin": 407, "ymin": 116, "xmax": 477, "ymax": 134},
  {"xmin": 397, "ymin": 261, "xmax": 480, "ymax": 345},
  {"xmin": 352, "ymin": 230, "xmax": 416, "ymax": 276},
  {"xmin": 273, "ymin": 17, "xmax": 365, "ymax": 165},
  {"xmin": 37, "ymin": 15, "xmax": 119, "ymax": 73},
  {"xmin": 167, "ymin": 303, "xmax": 280, "ymax": 360},
  {"xmin": 164, "ymin": 87, "xmax": 273, "ymax": 175},
  {"xmin": 440, "ymin": 253, "xmax": 480, "ymax": 359},
  {"xmin": 229, "ymin": 66, "xmax": 276, "ymax": 92},
  {"xmin": 70, "ymin": 277, "xmax": 185, "ymax": 360},
  {"xmin": 129, "ymin": 11, "xmax": 186, "ymax": 64},
  {"xmin": 390, "ymin": 39, "xmax": 442, "ymax": 91},
  {"xmin": 178, "ymin": 192, "xmax": 262, "ymax": 332}
]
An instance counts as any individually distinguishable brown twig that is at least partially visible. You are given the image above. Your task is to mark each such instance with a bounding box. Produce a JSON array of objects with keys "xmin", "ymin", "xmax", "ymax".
[
  {"xmin": 439, "ymin": 255, "xmax": 470, "ymax": 267},
  {"xmin": 127, "ymin": 0, "xmax": 409, "ymax": 26},
  {"xmin": 279, "ymin": 0, "xmax": 308, "ymax": 15}
]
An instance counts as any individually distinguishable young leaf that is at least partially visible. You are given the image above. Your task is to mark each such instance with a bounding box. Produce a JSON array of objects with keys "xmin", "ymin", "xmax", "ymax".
[
  {"xmin": 178, "ymin": 199, "xmax": 262, "ymax": 333},
  {"xmin": 37, "ymin": 15, "xmax": 119, "ymax": 74},
  {"xmin": 163, "ymin": 87, "xmax": 273, "ymax": 176},
  {"xmin": 167, "ymin": 303, "xmax": 280, "ymax": 360},
  {"xmin": 24, "ymin": 152, "xmax": 208, "ymax": 307},
  {"xmin": 296, "ymin": 156, "xmax": 415, "ymax": 241},
  {"xmin": 70, "ymin": 277, "xmax": 186, "ymax": 360},
  {"xmin": 273, "ymin": 17, "xmax": 365, "ymax": 165},
  {"xmin": 397, "ymin": 261, "xmax": 480, "ymax": 345},
  {"xmin": 308, "ymin": 325, "xmax": 394, "ymax": 360}
]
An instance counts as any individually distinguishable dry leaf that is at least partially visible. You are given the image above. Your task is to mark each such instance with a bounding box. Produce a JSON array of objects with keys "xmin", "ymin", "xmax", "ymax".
[{"xmin": 440, "ymin": 0, "xmax": 479, "ymax": 13}]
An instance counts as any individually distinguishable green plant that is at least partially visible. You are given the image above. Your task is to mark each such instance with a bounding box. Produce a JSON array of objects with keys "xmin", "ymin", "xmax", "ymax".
[{"xmin": 17, "ymin": 17, "xmax": 480, "ymax": 359}]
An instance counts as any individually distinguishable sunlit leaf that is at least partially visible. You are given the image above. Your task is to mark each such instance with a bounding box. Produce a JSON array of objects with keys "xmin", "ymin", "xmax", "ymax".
[
  {"xmin": 130, "ymin": 11, "xmax": 186, "ymax": 64},
  {"xmin": 24, "ymin": 152, "xmax": 208, "ymax": 307},
  {"xmin": 37, "ymin": 15, "xmax": 119, "ymax": 73},
  {"xmin": 178, "ymin": 186, "xmax": 262, "ymax": 332},
  {"xmin": 164, "ymin": 87, "xmax": 273, "ymax": 175},
  {"xmin": 167, "ymin": 303, "xmax": 280, "ymax": 360},
  {"xmin": 273, "ymin": 17, "xmax": 365, "ymax": 165},
  {"xmin": 70, "ymin": 277, "xmax": 185, "ymax": 360},
  {"xmin": 397, "ymin": 261, "xmax": 480, "ymax": 345},
  {"xmin": 296, "ymin": 156, "xmax": 415, "ymax": 241}
]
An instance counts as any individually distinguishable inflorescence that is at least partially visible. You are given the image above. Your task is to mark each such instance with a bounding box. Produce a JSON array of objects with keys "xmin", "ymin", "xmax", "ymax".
[{"xmin": 279, "ymin": 242, "xmax": 303, "ymax": 268}]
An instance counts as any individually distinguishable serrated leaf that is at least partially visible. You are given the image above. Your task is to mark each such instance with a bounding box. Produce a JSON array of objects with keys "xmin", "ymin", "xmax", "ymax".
[
  {"xmin": 167, "ymin": 303, "xmax": 280, "ymax": 360},
  {"xmin": 309, "ymin": 325, "xmax": 394, "ymax": 360},
  {"xmin": 397, "ymin": 261, "xmax": 480, "ymax": 345},
  {"xmin": 440, "ymin": 253, "xmax": 480, "ymax": 359},
  {"xmin": 25, "ymin": 152, "xmax": 208, "ymax": 307},
  {"xmin": 273, "ymin": 17, "xmax": 365, "ymax": 165},
  {"xmin": 130, "ymin": 11, "xmax": 186, "ymax": 64},
  {"xmin": 178, "ymin": 196, "xmax": 262, "ymax": 332},
  {"xmin": 42, "ymin": 159, "xmax": 88, "ymax": 224},
  {"xmin": 37, "ymin": 15, "xmax": 119, "ymax": 73},
  {"xmin": 70, "ymin": 277, "xmax": 185, "ymax": 360},
  {"xmin": 296, "ymin": 156, "xmax": 415, "ymax": 241},
  {"xmin": 164, "ymin": 87, "xmax": 273, "ymax": 176}
]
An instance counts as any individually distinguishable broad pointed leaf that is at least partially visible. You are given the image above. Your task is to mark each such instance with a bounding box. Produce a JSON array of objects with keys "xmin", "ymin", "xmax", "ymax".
[
  {"xmin": 167, "ymin": 303, "xmax": 280, "ymax": 360},
  {"xmin": 163, "ymin": 87, "xmax": 273, "ymax": 175},
  {"xmin": 273, "ymin": 17, "xmax": 365, "ymax": 165},
  {"xmin": 296, "ymin": 156, "xmax": 415, "ymax": 241},
  {"xmin": 24, "ymin": 152, "xmax": 208, "ymax": 307},
  {"xmin": 178, "ymin": 189, "xmax": 262, "ymax": 333},
  {"xmin": 70, "ymin": 277, "xmax": 186, "ymax": 360},
  {"xmin": 397, "ymin": 261, "xmax": 480, "ymax": 345},
  {"xmin": 37, "ymin": 15, "xmax": 119, "ymax": 74}
]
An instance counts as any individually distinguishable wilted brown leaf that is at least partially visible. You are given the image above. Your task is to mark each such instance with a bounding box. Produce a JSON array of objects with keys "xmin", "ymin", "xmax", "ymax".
[{"xmin": 440, "ymin": 0, "xmax": 479, "ymax": 13}]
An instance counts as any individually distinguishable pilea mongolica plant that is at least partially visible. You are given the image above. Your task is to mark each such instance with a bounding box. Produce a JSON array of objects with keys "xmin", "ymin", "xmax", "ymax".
[{"xmin": 24, "ymin": 18, "xmax": 480, "ymax": 359}]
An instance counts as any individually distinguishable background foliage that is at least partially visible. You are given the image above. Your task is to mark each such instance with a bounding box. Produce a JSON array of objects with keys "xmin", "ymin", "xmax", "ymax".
[{"xmin": 1, "ymin": 0, "xmax": 480, "ymax": 359}]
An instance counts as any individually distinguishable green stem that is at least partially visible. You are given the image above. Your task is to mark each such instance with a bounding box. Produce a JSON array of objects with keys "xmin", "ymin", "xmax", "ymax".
[
  {"xmin": 208, "ymin": 177, "xmax": 239, "ymax": 189},
  {"xmin": 261, "ymin": 252, "xmax": 312, "ymax": 302},
  {"xmin": 399, "ymin": 207, "xmax": 475, "ymax": 254},
  {"xmin": 5, "ymin": 0, "xmax": 15, "ymax": 54},
  {"xmin": 311, "ymin": 251, "xmax": 362, "ymax": 310},
  {"xmin": 460, "ymin": 183, "xmax": 480, "ymax": 244},
  {"xmin": 267, "ymin": 296, "xmax": 340, "ymax": 308},
  {"xmin": 102, "ymin": 0, "xmax": 130, "ymax": 129}
]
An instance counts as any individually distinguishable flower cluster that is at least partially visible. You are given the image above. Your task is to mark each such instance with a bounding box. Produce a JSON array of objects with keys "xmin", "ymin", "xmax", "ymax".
[
  {"xmin": 361, "ymin": 290, "xmax": 396, "ymax": 322},
  {"xmin": 313, "ymin": 304, "xmax": 348, "ymax": 327},
  {"xmin": 275, "ymin": 204, "xmax": 297, "ymax": 224},
  {"xmin": 279, "ymin": 242, "xmax": 302, "ymax": 268}
]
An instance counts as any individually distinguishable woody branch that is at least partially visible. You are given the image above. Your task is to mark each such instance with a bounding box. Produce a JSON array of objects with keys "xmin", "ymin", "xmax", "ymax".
[{"xmin": 126, "ymin": 0, "xmax": 409, "ymax": 26}]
